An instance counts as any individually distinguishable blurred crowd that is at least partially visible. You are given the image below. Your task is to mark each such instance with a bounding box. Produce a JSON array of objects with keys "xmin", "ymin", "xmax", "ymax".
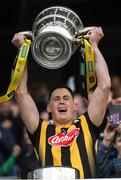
[{"xmin": 1, "ymin": 74, "xmax": 121, "ymax": 178}]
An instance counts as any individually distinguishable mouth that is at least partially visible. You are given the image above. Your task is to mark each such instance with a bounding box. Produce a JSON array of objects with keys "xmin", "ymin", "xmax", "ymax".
[{"xmin": 58, "ymin": 107, "xmax": 67, "ymax": 114}]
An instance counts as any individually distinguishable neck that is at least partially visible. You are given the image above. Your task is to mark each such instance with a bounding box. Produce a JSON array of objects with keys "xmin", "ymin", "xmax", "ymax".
[{"xmin": 54, "ymin": 119, "xmax": 73, "ymax": 126}]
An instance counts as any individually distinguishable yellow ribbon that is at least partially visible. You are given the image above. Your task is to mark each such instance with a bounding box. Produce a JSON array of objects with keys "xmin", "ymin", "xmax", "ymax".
[
  {"xmin": 79, "ymin": 37, "xmax": 96, "ymax": 93},
  {"xmin": 0, "ymin": 39, "xmax": 31, "ymax": 103},
  {"xmin": 83, "ymin": 39, "xmax": 97, "ymax": 91}
]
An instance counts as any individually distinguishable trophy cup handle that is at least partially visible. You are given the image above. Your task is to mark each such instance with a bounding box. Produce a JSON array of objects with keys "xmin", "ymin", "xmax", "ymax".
[{"xmin": 75, "ymin": 26, "xmax": 96, "ymax": 39}]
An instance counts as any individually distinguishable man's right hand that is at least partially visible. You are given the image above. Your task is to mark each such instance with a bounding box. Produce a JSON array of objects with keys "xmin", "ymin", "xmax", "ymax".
[{"xmin": 12, "ymin": 33, "xmax": 26, "ymax": 48}]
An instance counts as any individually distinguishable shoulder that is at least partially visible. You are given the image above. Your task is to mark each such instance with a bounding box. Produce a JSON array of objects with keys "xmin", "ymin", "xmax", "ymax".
[{"xmin": 78, "ymin": 112, "xmax": 100, "ymax": 137}]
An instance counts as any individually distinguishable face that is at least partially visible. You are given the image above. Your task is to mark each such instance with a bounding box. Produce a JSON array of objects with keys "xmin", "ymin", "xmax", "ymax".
[{"xmin": 47, "ymin": 88, "xmax": 76, "ymax": 125}]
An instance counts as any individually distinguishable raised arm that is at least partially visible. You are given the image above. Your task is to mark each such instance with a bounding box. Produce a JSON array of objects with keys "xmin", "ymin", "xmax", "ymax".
[
  {"xmin": 12, "ymin": 34, "xmax": 40, "ymax": 134},
  {"xmin": 87, "ymin": 27, "xmax": 111, "ymax": 126}
]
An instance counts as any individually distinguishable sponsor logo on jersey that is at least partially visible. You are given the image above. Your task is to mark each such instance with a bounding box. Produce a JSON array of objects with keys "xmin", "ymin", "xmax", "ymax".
[{"xmin": 48, "ymin": 128, "xmax": 80, "ymax": 147}]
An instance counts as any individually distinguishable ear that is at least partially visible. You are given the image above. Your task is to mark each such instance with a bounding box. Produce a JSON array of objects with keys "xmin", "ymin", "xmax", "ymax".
[
  {"xmin": 47, "ymin": 104, "xmax": 52, "ymax": 113},
  {"xmin": 74, "ymin": 102, "xmax": 78, "ymax": 111}
]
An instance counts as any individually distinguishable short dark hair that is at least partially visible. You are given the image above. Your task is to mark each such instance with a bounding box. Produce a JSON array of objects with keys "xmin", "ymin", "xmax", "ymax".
[{"xmin": 48, "ymin": 84, "xmax": 74, "ymax": 101}]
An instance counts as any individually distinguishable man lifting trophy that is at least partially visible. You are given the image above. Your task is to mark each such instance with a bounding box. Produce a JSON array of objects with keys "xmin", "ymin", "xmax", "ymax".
[{"xmin": 1, "ymin": 5, "xmax": 111, "ymax": 180}]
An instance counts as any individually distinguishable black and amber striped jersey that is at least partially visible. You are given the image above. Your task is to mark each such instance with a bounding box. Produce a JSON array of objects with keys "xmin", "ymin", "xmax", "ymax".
[{"xmin": 27, "ymin": 112, "xmax": 99, "ymax": 179}]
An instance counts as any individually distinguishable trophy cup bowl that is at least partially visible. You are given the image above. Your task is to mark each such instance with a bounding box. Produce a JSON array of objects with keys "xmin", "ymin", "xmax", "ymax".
[{"xmin": 31, "ymin": 6, "xmax": 84, "ymax": 69}]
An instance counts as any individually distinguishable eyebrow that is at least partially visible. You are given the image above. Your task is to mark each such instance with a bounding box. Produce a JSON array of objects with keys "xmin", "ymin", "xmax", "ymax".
[
  {"xmin": 52, "ymin": 95, "xmax": 70, "ymax": 99},
  {"xmin": 52, "ymin": 96, "xmax": 60, "ymax": 99}
]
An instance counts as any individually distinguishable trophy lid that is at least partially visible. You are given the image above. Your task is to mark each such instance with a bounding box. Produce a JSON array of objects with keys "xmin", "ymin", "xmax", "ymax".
[{"xmin": 32, "ymin": 6, "xmax": 84, "ymax": 39}]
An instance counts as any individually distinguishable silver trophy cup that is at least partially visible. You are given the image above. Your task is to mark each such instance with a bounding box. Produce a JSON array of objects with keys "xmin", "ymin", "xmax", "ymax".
[
  {"xmin": 19, "ymin": 6, "xmax": 94, "ymax": 69},
  {"xmin": 29, "ymin": 6, "xmax": 84, "ymax": 69},
  {"xmin": 31, "ymin": 6, "xmax": 84, "ymax": 69}
]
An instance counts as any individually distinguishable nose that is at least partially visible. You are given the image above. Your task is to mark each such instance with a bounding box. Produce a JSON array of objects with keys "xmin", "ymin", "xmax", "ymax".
[{"xmin": 59, "ymin": 98, "xmax": 64, "ymax": 104}]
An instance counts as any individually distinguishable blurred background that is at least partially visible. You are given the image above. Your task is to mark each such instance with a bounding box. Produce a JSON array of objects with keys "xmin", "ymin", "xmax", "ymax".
[{"xmin": 0, "ymin": 0, "xmax": 121, "ymax": 93}]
